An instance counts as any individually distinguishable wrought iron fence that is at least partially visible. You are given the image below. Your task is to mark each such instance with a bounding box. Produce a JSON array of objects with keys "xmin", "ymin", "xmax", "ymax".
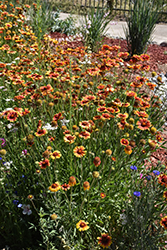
[{"xmin": 53, "ymin": 0, "xmax": 167, "ymax": 17}]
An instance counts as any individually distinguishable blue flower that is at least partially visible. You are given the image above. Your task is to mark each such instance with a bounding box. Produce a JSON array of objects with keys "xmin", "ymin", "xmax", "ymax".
[
  {"xmin": 153, "ymin": 170, "xmax": 160, "ymax": 176},
  {"xmin": 17, "ymin": 203, "xmax": 22, "ymax": 208},
  {"xmin": 130, "ymin": 165, "xmax": 137, "ymax": 170},
  {"xmin": 146, "ymin": 175, "xmax": 152, "ymax": 180},
  {"xmin": 133, "ymin": 191, "xmax": 141, "ymax": 197},
  {"xmin": 12, "ymin": 199, "xmax": 19, "ymax": 205},
  {"xmin": 0, "ymin": 157, "xmax": 2, "ymax": 160}
]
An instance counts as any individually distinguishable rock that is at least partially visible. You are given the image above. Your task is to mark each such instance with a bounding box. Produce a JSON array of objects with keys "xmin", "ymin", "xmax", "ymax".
[{"xmin": 160, "ymin": 42, "xmax": 167, "ymax": 47}]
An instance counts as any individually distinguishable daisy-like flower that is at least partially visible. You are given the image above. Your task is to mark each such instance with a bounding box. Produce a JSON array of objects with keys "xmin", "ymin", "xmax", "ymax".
[
  {"xmin": 22, "ymin": 204, "xmax": 32, "ymax": 215},
  {"xmin": 61, "ymin": 183, "xmax": 70, "ymax": 191},
  {"xmin": 83, "ymin": 181, "xmax": 90, "ymax": 191},
  {"xmin": 76, "ymin": 220, "xmax": 89, "ymax": 231},
  {"xmin": 120, "ymin": 138, "xmax": 129, "ymax": 146},
  {"xmin": 51, "ymin": 150, "xmax": 61, "ymax": 159},
  {"xmin": 79, "ymin": 131, "xmax": 91, "ymax": 139},
  {"xmin": 6, "ymin": 111, "xmax": 18, "ymax": 122},
  {"xmin": 73, "ymin": 146, "xmax": 86, "ymax": 158},
  {"xmin": 64, "ymin": 134, "xmax": 76, "ymax": 144},
  {"xmin": 163, "ymin": 191, "xmax": 167, "ymax": 200},
  {"xmin": 68, "ymin": 176, "xmax": 76, "ymax": 186},
  {"xmin": 39, "ymin": 159, "xmax": 50, "ymax": 169},
  {"xmin": 27, "ymin": 194, "xmax": 34, "ymax": 200},
  {"xmin": 124, "ymin": 145, "xmax": 132, "ymax": 155},
  {"xmin": 136, "ymin": 118, "xmax": 151, "ymax": 130},
  {"xmin": 160, "ymin": 216, "xmax": 167, "ymax": 229},
  {"xmin": 93, "ymin": 157, "xmax": 101, "ymax": 167},
  {"xmin": 100, "ymin": 192, "xmax": 106, "ymax": 198},
  {"xmin": 79, "ymin": 121, "xmax": 90, "ymax": 129},
  {"xmin": 35, "ymin": 128, "xmax": 47, "ymax": 137},
  {"xmin": 116, "ymin": 113, "xmax": 129, "ymax": 119},
  {"xmin": 49, "ymin": 182, "xmax": 61, "ymax": 192},
  {"xmin": 158, "ymin": 174, "xmax": 167, "ymax": 187},
  {"xmin": 97, "ymin": 233, "xmax": 112, "ymax": 248}
]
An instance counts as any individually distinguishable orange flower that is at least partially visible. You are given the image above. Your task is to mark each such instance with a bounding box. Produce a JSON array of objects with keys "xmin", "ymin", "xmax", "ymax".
[
  {"xmin": 53, "ymin": 112, "xmax": 63, "ymax": 121},
  {"xmin": 61, "ymin": 183, "xmax": 70, "ymax": 191},
  {"xmin": 111, "ymin": 156, "xmax": 116, "ymax": 161},
  {"xmin": 97, "ymin": 106, "xmax": 107, "ymax": 112},
  {"xmin": 39, "ymin": 159, "xmax": 50, "ymax": 169},
  {"xmin": 163, "ymin": 191, "xmax": 167, "ymax": 200},
  {"xmin": 73, "ymin": 146, "xmax": 86, "ymax": 158},
  {"xmin": 83, "ymin": 181, "xmax": 90, "ymax": 191},
  {"xmin": 76, "ymin": 220, "xmax": 89, "ymax": 231},
  {"xmin": 136, "ymin": 118, "xmax": 151, "ymax": 130},
  {"xmin": 116, "ymin": 113, "xmax": 129, "ymax": 119},
  {"xmin": 93, "ymin": 157, "xmax": 101, "ymax": 167},
  {"xmin": 49, "ymin": 182, "xmax": 61, "ymax": 192},
  {"xmin": 124, "ymin": 145, "xmax": 132, "ymax": 155},
  {"xmin": 35, "ymin": 128, "xmax": 47, "ymax": 137},
  {"xmin": 79, "ymin": 131, "xmax": 91, "ymax": 139},
  {"xmin": 51, "ymin": 150, "xmax": 61, "ymax": 159},
  {"xmin": 100, "ymin": 192, "xmax": 106, "ymax": 198},
  {"xmin": 97, "ymin": 234, "xmax": 112, "ymax": 248},
  {"xmin": 160, "ymin": 216, "xmax": 167, "ymax": 229},
  {"xmin": 79, "ymin": 121, "xmax": 90, "ymax": 129},
  {"xmin": 64, "ymin": 134, "xmax": 76, "ymax": 144},
  {"xmin": 87, "ymin": 67, "xmax": 100, "ymax": 76},
  {"xmin": 158, "ymin": 174, "xmax": 167, "ymax": 187},
  {"xmin": 120, "ymin": 138, "xmax": 129, "ymax": 146},
  {"xmin": 68, "ymin": 176, "xmax": 76, "ymax": 186},
  {"xmin": 135, "ymin": 110, "xmax": 149, "ymax": 118},
  {"xmin": 6, "ymin": 111, "xmax": 18, "ymax": 122}
]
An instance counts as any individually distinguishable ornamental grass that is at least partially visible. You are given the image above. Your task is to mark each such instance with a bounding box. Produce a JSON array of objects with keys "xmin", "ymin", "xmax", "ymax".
[{"xmin": 0, "ymin": 1, "xmax": 167, "ymax": 249}]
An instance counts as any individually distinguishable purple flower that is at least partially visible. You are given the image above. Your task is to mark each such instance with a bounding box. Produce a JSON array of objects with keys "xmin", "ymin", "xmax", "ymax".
[
  {"xmin": 146, "ymin": 175, "xmax": 152, "ymax": 180},
  {"xmin": 133, "ymin": 191, "xmax": 141, "ymax": 197},
  {"xmin": 0, "ymin": 138, "xmax": 6, "ymax": 147},
  {"xmin": 130, "ymin": 165, "xmax": 137, "ymax": 170},
  {"xmin": 153, "ymin": 170, "xmax": 160, "ymax": 176},
  {"xmin": 22, "ymin": 149, "xmax": 27, "ymax": 155}
]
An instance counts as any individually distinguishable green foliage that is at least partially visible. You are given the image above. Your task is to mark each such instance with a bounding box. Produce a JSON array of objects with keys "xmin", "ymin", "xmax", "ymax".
[
  {"xmin": 51, "ymin": 10, "xmax": 77, "ymax": 36},
  {"xmin": 124, "ymin": 0, "xmax": 163, "ymax": 56},
  {"xmin": 79, "ymin": 6, "xmax": 114, "ymax": 52},
  {"xmin": 0, "ymin": 0, "xmax": 167, "ymax": 249}
]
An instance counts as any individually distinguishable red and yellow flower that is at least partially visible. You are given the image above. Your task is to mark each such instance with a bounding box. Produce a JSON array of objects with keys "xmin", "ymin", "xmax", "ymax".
[
  {"xmin": 35, "ymin": 128, "xmax": 47, "ymax": 137},
  {"xmin": 97, "ymin": 234, "xmax": 112, "ymax": 248},
  {"xmin": 160, "ymin": 216, "xmax": 167, "ymax": 229},
  {"xmin": 93, "ymin": 157, "xmax": 101, "ymax": 167},
  {"xmin": 83, "ymin": 181, "xmax": 90, "ymax": 191},
  {"xmin": 76, "ymin": 220, "xmax": 89, "ymax": 231},
  {"xmin": 39, "ymin": 159, "xmax": 50, "ymax": 169},
  {"xmin": 68, "ymin": 176, "xmax": 76, "ymax": 186},
  {"xmin": 73, "ymin": 146, "xmax": 86, "ymax": 158},
  {"xmin": 49, "ymin": 182, "xmax": 61, "ymax": 192},
  {"xmin": 136, "ymin": 118, "xmax": 151, "ymax": 130},
  {"xmin": 124, "ymin": 145, "xmax": 132, "ymax": 155},
  {"xmin": 120, "ymin": 138, "xmax": 129, "ymax": 146},
  {"xmin": 51, "ymin": 150, "xmax": 61, "ymax": 159}
]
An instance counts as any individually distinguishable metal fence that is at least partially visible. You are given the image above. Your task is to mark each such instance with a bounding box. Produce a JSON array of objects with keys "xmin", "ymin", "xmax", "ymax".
[{"xmin": 53, "ymin": 0, "xmax": 167, "ymax": 17}]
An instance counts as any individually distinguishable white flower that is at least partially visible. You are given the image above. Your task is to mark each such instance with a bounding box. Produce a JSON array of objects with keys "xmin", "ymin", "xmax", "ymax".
[
  {"xmin": 4, "ymin": 161, "xmax": 13, "ymax": 169},
  {"xmin": 7, "ymin": 123, "xmax": 13, "ymax": 129},
  {"xmin": 120, "ymin": 213, "xmax": 127, "ymax": 225},
  {"xmin": 43, "ymin": 123, "xmax": 57, "ymax": 131},
  {"xmin": 22, "ymin": 204, "xmax": 32, "ymax": 215},
  {"xmin": 60, "ymin": 119, "xmax": 70, "ymax": 126}
]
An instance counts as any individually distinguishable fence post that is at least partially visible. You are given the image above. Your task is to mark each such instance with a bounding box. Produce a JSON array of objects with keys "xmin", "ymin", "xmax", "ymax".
[{"xmin": 107, "ymin": 0, "xmax": 114, "ymax": 13}]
